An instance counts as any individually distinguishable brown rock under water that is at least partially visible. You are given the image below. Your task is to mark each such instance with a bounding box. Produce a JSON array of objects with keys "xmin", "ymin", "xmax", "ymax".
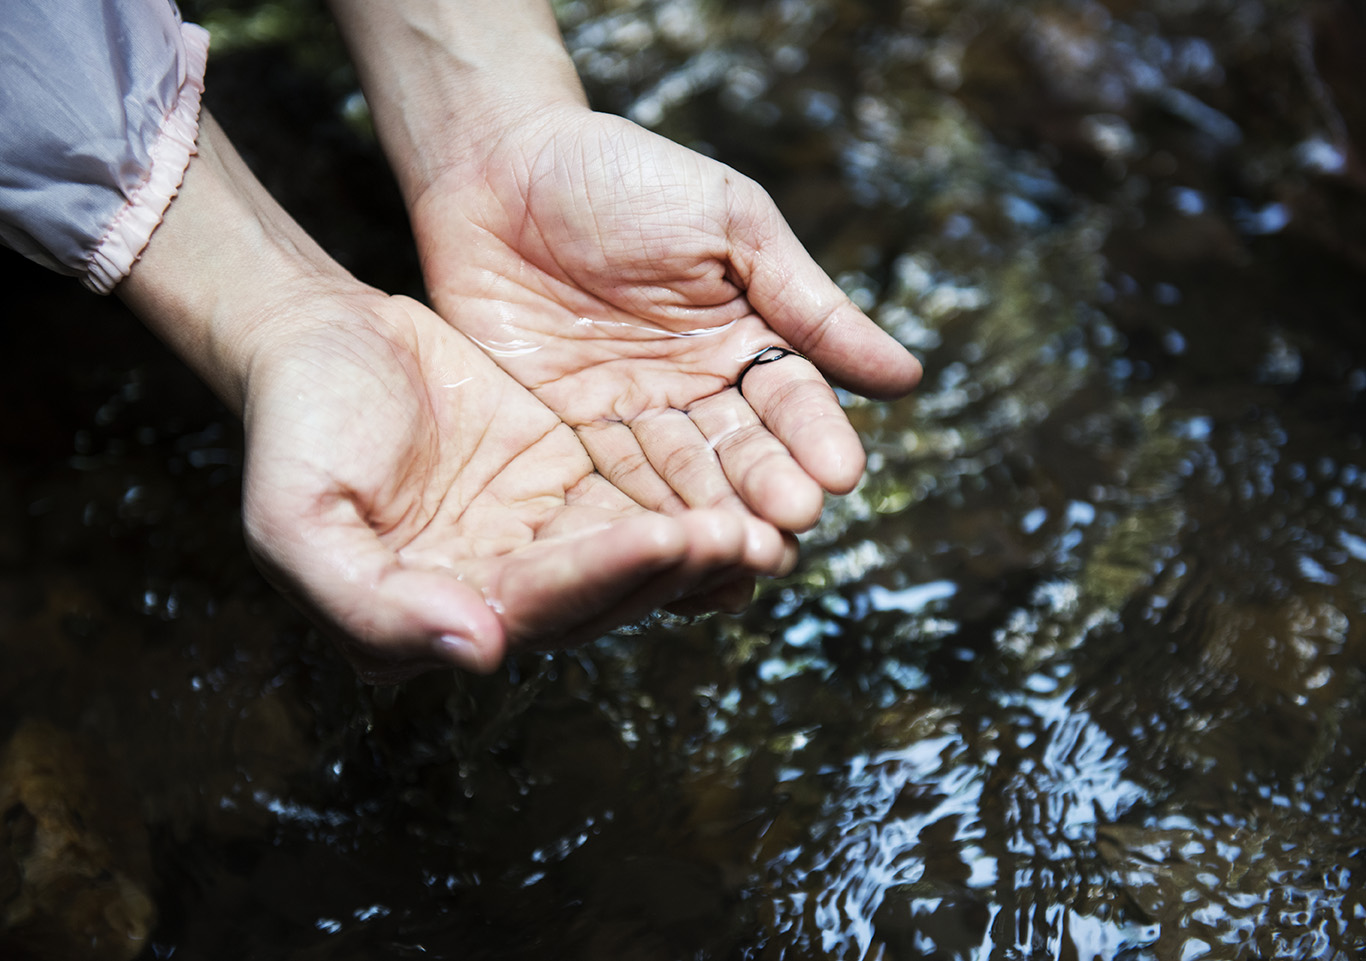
[{"xmin": 0, "ymin": 720, "xmax": 156, "ymax": 961}]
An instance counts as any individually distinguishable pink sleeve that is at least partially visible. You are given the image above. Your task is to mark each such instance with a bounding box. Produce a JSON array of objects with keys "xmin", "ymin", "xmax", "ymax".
[{"xmin": 0, "ymin": 1, "xmax": 211, "ymax": 294}]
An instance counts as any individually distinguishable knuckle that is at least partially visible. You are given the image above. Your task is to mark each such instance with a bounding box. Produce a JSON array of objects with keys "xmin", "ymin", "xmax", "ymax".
[{"xmin": 658, "ymin": 443, "xmax": 718, "ymax": 484}]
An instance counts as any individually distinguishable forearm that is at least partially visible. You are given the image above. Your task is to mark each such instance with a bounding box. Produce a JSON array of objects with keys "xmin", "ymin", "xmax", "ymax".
[
  {"xmin": 327, "ymin": 0, "xmax": 588, "ymax": 202},
  {"xmin": 117, "ymin": 112, "xmax": 357, "ymax": 414}
]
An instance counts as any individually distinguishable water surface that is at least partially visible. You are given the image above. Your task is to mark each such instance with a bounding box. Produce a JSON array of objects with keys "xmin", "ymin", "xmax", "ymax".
[{"xmin": 2, "ymin": 0, "xmax": 1365, "ymax": 958}]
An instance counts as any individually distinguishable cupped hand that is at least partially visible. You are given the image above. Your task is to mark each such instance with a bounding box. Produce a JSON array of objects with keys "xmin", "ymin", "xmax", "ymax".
[
  {"xmin": 239, "ymin": 289, "xmax": 794, "ymax": 682},
  {"xmin": 408, "ymin": 105, "xmax": 922, "ymax": 533}
]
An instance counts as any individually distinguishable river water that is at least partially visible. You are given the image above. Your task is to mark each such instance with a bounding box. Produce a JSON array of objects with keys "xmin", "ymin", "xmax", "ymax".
[{"xmin": 2, "ymin": 0, "xmax": 1364, "ymax": 958}]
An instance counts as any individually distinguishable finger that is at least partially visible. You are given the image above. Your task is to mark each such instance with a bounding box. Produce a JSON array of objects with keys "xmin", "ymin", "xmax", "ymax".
[
  {"xmin": 577, "ymin": 420, "xmax": 689, "ymax": 515},
  {"xmin": 630, "ymin": 407, "xmax": 752, "ymax": 514},
  {"xmin": 606, "ymin": 510, "xmax": 772, "ymax": 622},
  {"xmin": 668, "ymin": 573, "xmax": 757, "ymax": 616},
  {"xmin": 733, "ymin": 510, "xmax": 799, "ymax": 575},
  {"xmin": 667, "ymin": 520, "xmax": 799, "ymax": 615},
  {"xmin": 560, "ymin": 473, "xmax": 795, "ymax": 577},
  {"xmin": 734, "ymin": 348, "xmax": 869, "ymax": 496},
  {"xmin": 498, "ymin": 506, "xmax": 788, "ymax": 648},
  {"xmin": 724, "ymin": 178, "xmax": 923, "ymax": 398},
  {"xmin": 245, "ymin": 494, "xmax": 507, "ymax": 681},
  {"xmin": 485, "ymin": 511, "xmax": 697, "ymax": 646},
  {"xmin": 685, "ymin": 385, "xmax": 826, "ymax": 532}
]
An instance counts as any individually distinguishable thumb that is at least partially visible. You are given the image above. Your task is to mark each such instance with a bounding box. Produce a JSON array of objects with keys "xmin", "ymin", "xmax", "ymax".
[
  {"xmin": 725, "ymin": 175, "xmax": 923, "ymax": 399},
  {"xmin": 245, "ymin": 492, "xmax": 507, "ymax": 682}
]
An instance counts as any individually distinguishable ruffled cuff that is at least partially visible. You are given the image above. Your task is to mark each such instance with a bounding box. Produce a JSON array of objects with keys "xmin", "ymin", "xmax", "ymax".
[{"xmin": 83, "ymin": 21, "xmax": 211, "ymax": 295}]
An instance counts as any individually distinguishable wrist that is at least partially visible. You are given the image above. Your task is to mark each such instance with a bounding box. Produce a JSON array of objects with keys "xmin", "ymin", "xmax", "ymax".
[
  {"xmin": 328, "ymin": 0, "xmax": 589, "ymax": 203},
  {"xmin": 118, "ymin": 112, "xmax": 361, "ymax": 414}
]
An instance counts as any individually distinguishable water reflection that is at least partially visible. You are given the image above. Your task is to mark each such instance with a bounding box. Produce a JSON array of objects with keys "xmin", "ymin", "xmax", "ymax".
[{"xmin": 3, "ymin": 0, "xmax": 1366, "ymax": 958}]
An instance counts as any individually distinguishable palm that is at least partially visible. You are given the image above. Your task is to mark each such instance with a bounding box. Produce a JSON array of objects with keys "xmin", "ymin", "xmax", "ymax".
[
  {"xmin": 240, "ymin": 291, "xmax": 787, "ymax": 681},
  {"xmin": 410, "ymin": 107, "xmax": 920, "ymax": 531}
]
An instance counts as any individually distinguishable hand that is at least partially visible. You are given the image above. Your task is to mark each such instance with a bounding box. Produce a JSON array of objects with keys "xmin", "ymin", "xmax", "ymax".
[
  {"xmin": 408, "ymin": 105, "xmax": 922, "ymax": 532},
  {"xmin": 239, "ymin": 290, "xmax": 794, "ymax": 682},
  {"xmin": 120, "ymin": 113, "xmax": 794, "ymax": 683}
]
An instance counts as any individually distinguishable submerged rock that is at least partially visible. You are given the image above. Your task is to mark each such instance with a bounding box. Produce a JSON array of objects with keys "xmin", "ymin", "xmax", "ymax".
[{"xmin": 0, "ymin": 721, "xmax": 156, "ymax": 961}]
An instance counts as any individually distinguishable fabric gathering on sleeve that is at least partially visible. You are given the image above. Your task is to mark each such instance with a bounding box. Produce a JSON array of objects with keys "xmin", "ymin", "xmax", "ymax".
[{"xmin": 0, "ymin": 0, "xmax": 210, "ymax": 294}]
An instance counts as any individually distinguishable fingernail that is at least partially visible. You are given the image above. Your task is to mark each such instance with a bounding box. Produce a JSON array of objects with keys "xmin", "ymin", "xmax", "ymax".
[{"xmin": 436, "ymin": 633, "xmax": 478, "ymax": 666}]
